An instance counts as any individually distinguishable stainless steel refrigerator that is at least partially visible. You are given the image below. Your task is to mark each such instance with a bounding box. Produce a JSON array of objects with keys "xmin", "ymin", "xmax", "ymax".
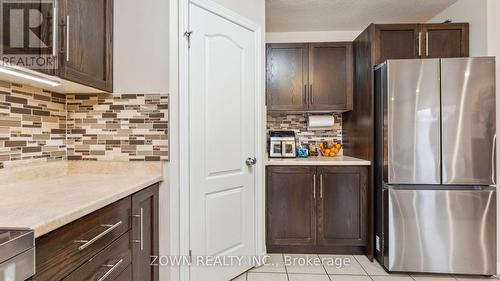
[{"xmin": 374, "ymin": 57, "xmax": 497, "ymax": 275}]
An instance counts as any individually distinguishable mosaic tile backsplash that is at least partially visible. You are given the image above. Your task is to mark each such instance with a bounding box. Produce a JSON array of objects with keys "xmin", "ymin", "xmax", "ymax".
[
  {"xmin": 0, "ymin": 80, "xmax": 168, "ymax": 168},
  {"xmin": 0, "ymin": 81, "xmax": 66, "ymax": 169},
  {"xmin": 267, "ymin": 113, "xmax": 343, "ymax": 147},
  {"xmin": 66, "ymin": 94, "xmax": 168, "ymax": 161}
]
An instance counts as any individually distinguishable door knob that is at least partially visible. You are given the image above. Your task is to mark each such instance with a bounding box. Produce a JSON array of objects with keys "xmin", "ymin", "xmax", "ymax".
[{"xmin": 246, "ymin": 157, "xmax": 257, "ymax": 166}]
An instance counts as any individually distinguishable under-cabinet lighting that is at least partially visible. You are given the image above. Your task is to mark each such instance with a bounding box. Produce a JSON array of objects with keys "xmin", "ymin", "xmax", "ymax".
[{"xmin": 0, "ymin": 64, "xmax": 61, "ymax": 87}]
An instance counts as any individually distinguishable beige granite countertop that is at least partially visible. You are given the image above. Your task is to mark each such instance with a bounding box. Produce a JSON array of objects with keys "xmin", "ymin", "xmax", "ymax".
[
  {"xmin": 0, "ymin": 161, "xmax": 163, "ymax": 238},
  {"xmin": 266, "ymin": 155, "xmax": 371, "ymax": 166}
]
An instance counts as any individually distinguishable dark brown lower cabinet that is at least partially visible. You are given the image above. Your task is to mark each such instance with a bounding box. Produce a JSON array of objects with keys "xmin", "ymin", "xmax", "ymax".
[
  {"xmin": 35, "ymin": 183, "xmax": 159, "ymax": 281},
  {"xmin": 132, "ymin": 184, "xmax": 159, "ymax": 281},
  {"xmin": 317, "ymin": 167, "xmax": 367, "ymax": 247},
  {"xmin": 266, "ymin": 166, "xmax": 316, "ymax": 248},
  {"xmin": 266, "ymin": 166, "xmax": 368, "ymax": 254}
]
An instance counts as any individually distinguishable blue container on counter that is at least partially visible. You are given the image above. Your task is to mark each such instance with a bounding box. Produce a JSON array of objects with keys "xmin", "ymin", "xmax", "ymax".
[{"xmin": 297, "ymin": 147, "xmax": 309, "ymax": 158}]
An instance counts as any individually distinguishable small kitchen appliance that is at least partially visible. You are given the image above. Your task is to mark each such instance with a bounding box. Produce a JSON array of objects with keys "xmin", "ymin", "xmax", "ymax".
[{"xmin": 269, "ymin": 131, "xmax": 296, "ymax": 158}]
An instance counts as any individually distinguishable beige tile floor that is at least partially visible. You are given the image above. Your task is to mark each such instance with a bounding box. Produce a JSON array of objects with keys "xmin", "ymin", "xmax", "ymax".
[{"xmin": 231, "ymin": 254, "xmax": 500, "ymax": 281}]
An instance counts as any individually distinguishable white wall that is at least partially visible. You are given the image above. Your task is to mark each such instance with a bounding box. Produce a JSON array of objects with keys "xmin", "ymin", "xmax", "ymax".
[
  {"xmin": 266, "ymin": 31, "xmax": 361, "ymax": 43},
  {"xmin": 114, "ymin": 0, "xmax": 169, "ymax": 93},
  {"xmin": 486, "ymin": 0, "xmax": 500, "ymax": 273},
  {"xmin": 115, "ymin": 1, "xmax": 170, "ymax": 280},
  {"xmin": 427, "ymin": 0, "xmax": 488, "ymax": 56},
  {"xmin": 211, "ymin": 0, "xmax": 265, "ymax": 28}
]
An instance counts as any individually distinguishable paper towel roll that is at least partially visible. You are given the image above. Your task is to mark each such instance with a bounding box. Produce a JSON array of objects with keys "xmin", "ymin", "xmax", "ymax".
[{"xmin": 308, "ymin": 115, "xmax": 335, "ymax": 131}]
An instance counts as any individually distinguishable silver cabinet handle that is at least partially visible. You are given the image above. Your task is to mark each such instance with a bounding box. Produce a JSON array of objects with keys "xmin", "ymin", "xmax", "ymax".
[
  {"xmin": 320, "ymin": 174, "xmax": 323, "ymax": 198},
  {"xmin": 304, "ymin": 84, "xmax": 308, "ymax": 104},
  {"xmin": 133, "ymin": 208, "xmax": 144, "ymax": 251},
  {"xmin": 313, "ymin": 174, "xmax": 316, "ymax": 199},
  {"xmin": 309, "ymin": 84, "xmax": 313, "ymax": 104},
  {"xmin": 492, "ymin": 134, "xmax": 496, "ymax": 185},
  {"xmin": 52, "ymin": 1, "xmax": 57, "ymax": 57},
  {"xmin": 418, "ymin": 32, "xmax": 422, "ymax": 57},
  {"xmin": 66, "ymin": 15, "xmax": 69, "ymax": 61},
  {"xmin": 97, "ymin": 259, "xmax": 123, "ymax": 281},
  {"xmin": 425, "ymin": 32, "xmax": 429, "ymax": 57},
  {"xmin": 75, "ymin": 221, "xmax": 123, "ymax": 251}
]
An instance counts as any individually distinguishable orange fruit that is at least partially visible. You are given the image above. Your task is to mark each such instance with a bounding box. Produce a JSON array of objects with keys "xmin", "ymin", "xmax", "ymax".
[
  {"xmin": 335, "ymin": 143, "xmax": 341, "ymax": 149},
  {"xmin": 324, "ymin": 149, "xmax": 331, "ymax": 154},
  {"xmin": 329, "ymin": 152, "xmax": 336, "ymax": 157}
]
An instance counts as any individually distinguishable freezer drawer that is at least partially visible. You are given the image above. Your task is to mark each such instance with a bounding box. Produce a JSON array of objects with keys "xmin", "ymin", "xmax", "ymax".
[
  {"xmin": 387, "ymin": 187, "xmax": 496, "ymax": 275},
  {"xmin": 441, "ymin": 57, "xmax": 496, "ymax": 185}
]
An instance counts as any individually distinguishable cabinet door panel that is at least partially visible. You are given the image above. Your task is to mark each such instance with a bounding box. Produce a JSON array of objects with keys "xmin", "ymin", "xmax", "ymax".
[
  {"xmin": 132, "ymin": 184, "xmax": 159, "ymax": 281},
  {"xmin": 374, "ymin": 24, "xmax": 420, "ymax": 65},
  {"xmin": 317, "ymin": 166, "xmax": 368, "ymax": 246},
  {"xmin": 266, "ymin": 166, "xmax": 316, "ymax": 247},
  {"xmin": 309, "ymin": 43, "xmax": 353, "ymax": 111},
  {"xmin": 60, "ymin": 0, "xmax": 112, "ymax": 91},
  {"xmin": 422, "ymin": 23, "xmax": 469, "ymax": 58},
  {"xmin": 266, "ymin": 44, "xmax": 309, "ymax": 111}
]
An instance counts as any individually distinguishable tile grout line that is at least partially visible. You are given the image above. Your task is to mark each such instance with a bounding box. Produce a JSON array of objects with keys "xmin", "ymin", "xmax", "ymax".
[
  {"xmin": 317, "ymin": 254, "xmax": 333, "ymax": 281},
  {"xmin": 353, "ymin": 255, "xmax": 373, "ymax": 280},
  {"xmin": 283, "ymin": 253, "xmax": 291, "ymax": 281}
]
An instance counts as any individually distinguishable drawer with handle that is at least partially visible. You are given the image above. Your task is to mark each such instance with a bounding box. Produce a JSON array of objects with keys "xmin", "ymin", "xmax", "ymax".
[
  {"xmin": 62, "ymin": 232, "xmax": 131, "ymax": 281},
  {"xmin": 114, "ymin": 264, "xmax": 132, "ymax": 281},
  {"xmin": 35, "ymin": 197, "xmax": 131, "ymax": 281}
]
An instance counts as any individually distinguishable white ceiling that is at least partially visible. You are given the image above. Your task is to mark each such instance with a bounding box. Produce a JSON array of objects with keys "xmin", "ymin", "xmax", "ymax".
[{"xmin": 266, "ymin": 0, "xmax": 458, "ymax": 32}]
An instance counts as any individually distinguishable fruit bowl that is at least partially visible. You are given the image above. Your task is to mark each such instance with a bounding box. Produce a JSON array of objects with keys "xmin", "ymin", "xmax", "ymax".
[{"xmin": 319, "ymin": 141, "xmax": 342, "ymax": 157}]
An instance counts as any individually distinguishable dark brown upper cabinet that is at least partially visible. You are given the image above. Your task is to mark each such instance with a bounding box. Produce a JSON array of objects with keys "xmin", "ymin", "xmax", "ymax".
[
  {"xmin": 266, "ymin": 44, "xmax": 309, "ymax": 111},
  {"xmin": 266, "ymin": 166, "xmax": 317, "ymax": 249},
  {"xmin": 58, "ymin": 0, "xmax": 113, "ymax": 91},
  {"xmin": 421, "ymin": 23, "xmax": 469, "ymax": 58},
  {"xmin": 374, "ymin": 24, "xmax": 420, "ymax": 65},
  {"xmin": 309, "ymin": 43, "xmax": 353, "ymax": 111},
  {"xmin": 373, "ymin": 23, "xmax": 469, "ymax": 65},
  {"xmin": 266, "ymin": 42, "xmax": 353, "ymax": 112}
]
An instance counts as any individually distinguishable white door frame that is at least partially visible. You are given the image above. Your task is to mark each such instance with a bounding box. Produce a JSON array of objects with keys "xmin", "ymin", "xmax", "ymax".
[{"xmin": 178, "ymin": 0, "xmax": 265, "ymax": 279}]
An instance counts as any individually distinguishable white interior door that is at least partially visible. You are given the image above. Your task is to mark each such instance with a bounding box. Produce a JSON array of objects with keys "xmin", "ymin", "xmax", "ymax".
[{"xmin": 189, "ymin": 2, "xmax": 257, "ymax": 281}]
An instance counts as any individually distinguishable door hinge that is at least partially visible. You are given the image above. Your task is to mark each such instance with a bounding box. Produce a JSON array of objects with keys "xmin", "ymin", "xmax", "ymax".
[{"xmin": 184, "ymin": 31, "xmax": 193, "ymax": 48}]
